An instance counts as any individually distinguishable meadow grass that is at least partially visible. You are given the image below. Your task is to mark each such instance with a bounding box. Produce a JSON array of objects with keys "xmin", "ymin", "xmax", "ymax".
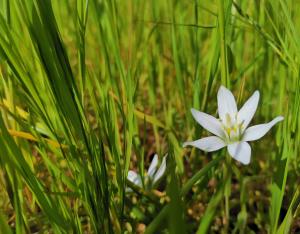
[{"xmin": 0, "ymin": 0, "xmax": 299, "ymax": 233}]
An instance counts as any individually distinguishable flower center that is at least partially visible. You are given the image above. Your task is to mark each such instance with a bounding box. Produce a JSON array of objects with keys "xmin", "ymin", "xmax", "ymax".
[{"xmin": 222, "ymin": 113, "xmax": 244, "ymax": 143}]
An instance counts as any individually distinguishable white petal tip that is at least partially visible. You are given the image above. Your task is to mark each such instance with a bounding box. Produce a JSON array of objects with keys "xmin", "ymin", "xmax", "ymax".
[
  {"xmin": 233, "ymin": 157, "xmax": 251, "ymax": 165},
  {"xmin": 190, "ymin": 108, "xmax": 197, "ymax": 114},
  {"xmin": 277, "ymin": 116, "xmax": 284, "ymax": 121},
  {"xmin": 218, "ymin": 86, "xmax": 226, "ymax": 94},
  {"xmin": 239, "ymin": 159, "xmax": 251, "ymax": 165},
  {"xmin": 219, "ymin": 85, "xmax": 231, "ymax": 93},
  {"xmin": 190, "ymin": 108, "xmax": 198, "ymax": 119},
  {"xmin": 228, "ymin": 142, "xmax": 251, "ymax": 165}
]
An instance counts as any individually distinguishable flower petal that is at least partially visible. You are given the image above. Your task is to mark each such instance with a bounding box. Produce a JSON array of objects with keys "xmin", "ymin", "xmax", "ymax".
[
  {"xmin": 217, "ymin": 86, "xmax": 237, "ymax": 121},
  {"xmin": 242, "ymin": 116, "xmax": 284, "ymax": 142},
  {"xmin": 227, "ymin": 142, "xmax": 251, "ymax": 165},
  {"xmin": 183, "ymin": 136, "xmax": 226, "ymax": 152},
  {"xmin": 153, "ymin": 155, "xmax": 167, "ymax": 183},
  {"xmin": 147, "ymin": 154, "xmax": 158, "ymax": 178},
  {"xmin": 191, "ymin": 108, "xmax": 224, "ymax": 138},
  {"xmin": 237, "ymin": 91, "xmax": 260, "ymax": 130},
  {"xmin": 127, "ymin": 170, "xmax": 137, "ymax": 181},
  {"xmin": 127, "ymin": 170, "xmax": 142, "ymax": 187}
]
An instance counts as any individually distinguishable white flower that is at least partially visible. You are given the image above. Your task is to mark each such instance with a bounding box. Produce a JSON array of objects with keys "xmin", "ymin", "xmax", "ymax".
[
  {"xmin": 183, "ymin": 86, "xmax": 284, "ymax": 165},
  {"xmin": 127, "ymin": 154, "xmax": 167, "ymax": 190}
]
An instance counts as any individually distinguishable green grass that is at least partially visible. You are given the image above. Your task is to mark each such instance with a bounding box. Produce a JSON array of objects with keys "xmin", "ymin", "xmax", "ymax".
[{"xmin": 0, "ymin": 0, "xmax": 299, "ymax": 233}]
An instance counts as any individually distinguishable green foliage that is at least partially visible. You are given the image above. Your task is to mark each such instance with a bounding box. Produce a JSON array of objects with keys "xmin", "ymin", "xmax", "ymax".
[{"xmin": 0, "ymin": 0, "xmax": 299, "ymax": 233}]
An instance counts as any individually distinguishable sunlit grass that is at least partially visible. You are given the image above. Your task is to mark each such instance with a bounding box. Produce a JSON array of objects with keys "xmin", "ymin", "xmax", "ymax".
[{"xmin": 0, "ymin": 0, "xmax": 299, "ymax": 233}]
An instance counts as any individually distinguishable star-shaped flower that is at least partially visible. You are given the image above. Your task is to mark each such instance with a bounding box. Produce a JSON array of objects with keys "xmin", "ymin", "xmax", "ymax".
[
  {"xmin": 127, "ymin": 154, "xmax": 167, "ymax": 190},
  {"xmin": 183, "ymin": 86, "xmax": 284, "ymax": 165}
]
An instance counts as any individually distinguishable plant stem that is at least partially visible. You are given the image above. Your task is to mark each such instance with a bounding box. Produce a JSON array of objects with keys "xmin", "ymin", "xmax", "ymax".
[
  {"xmin": 218, "ymin": 0, "xmax": 230, "ymax": 87},
  {"xmin": 224, "ymin": 153, "xmax": 232, "ymax": 233}
]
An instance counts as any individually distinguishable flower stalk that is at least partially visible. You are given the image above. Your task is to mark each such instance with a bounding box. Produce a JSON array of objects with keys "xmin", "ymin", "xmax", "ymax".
[{"xmin": 224, "ymin": 153, "xmax": 232, "ymax": 231}]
